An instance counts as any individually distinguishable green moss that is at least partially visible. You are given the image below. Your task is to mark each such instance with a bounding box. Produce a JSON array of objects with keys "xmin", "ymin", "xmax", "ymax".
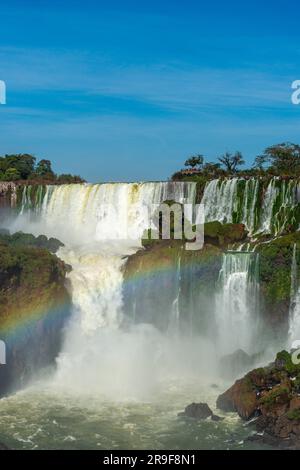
[
  {"xmin": 0, "ymin": 231, "xmax": 64, "ymax": 253},
  {"xmin": 275, "ymin": 350, "xmax": 300, "ymax": 375},
  {"xmin": 259, "ymin": 384, "xmax": 291, "ymax": 407},
  {"xmin": 204, "ymin": 221, "xmax": 247, "ymax": 246},
  {"xmin": 286, "ymin": 408, "xmax": 300, "ymax": 420},
  {"xmin": 0, "ymin": 241, "xmax": 69, "ymax": 333},
  {"xmin": 257, "ymin": 232, "xmax": 300, "ymax": 304}
]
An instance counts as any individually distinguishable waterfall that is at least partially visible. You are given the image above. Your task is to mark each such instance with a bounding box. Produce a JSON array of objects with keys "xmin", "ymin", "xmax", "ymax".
[
  {"xmin": 289, "ymin": 244, "xmax": 300, "ymax": 345},
  {"xmin": 201, "ymin": 177, "xmax": 300, "ymax": 236},
  {"xmin": 168, "ymin": 254, "xmax": 182, "ymax": 335},
  {"xmin": 15, "ymin": 182, "xmax": 196, "ymax": 245},
  {"xmin": 201, "ymin": 178, "xmax": 238, "ymax": 225},
  {"xmin": 215, "ymin": 251, "xmax": 260, "ymax": 355},
  {"xmin": 12, "ymin": 182, "xmax": 198, "ymax": 398}
]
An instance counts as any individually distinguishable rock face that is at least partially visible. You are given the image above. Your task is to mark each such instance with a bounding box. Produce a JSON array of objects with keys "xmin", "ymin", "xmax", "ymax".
[
  {"xmin": 0, "ymin": 182, "xmax": 16, "ymax": 208},
  {"xmin": 256, "ymin": 232, "xmax": 300, "ymax": 339},
  {"xmin": 217, "ymin": 350, "xmax": 300, "ymax": 448},
  {"xmin": 123, "ymin": 238, "xmax": 222, "ymax": 334},
  {"xmin": 0, "ymin": 236, "xmax": 71, "ymax": 397}
]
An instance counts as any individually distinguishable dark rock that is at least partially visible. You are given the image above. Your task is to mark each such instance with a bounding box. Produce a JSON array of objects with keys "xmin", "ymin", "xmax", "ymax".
[
  {"xmin": 179, "ymin": 402, "xmax": 213, "ymax": 420},
  {"xmin": 211, "ymin": 414, "xmax": 224, "ymax": 422}
]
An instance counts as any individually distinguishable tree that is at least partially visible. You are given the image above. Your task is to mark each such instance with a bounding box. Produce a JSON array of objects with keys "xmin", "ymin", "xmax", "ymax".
[
  {"xmin": 35, "ymin": 159, "xmax": 55, "ymax": 178},
  {"xmin": 258, "ymin": 142, "xmax": 300, "ymax": 175},
  {"xmin": 202, "ymin": 162, "xmax": 222, "ymax": 177},
  {"xmin": 57, "ymin": 174, "xmax": 86, "ymax": 183},
  {"xmin": 218, "ymin": 151, "xmax": 245, "ymax": 173},
  {"xmin": 253, "ymin": 155, "xmax": 269, "ymax": 171},
  {"xmin": 3, "ymin": 154, "xmax": 36, "ymax": 179},
  {"xmin": 3, "ymin": 167, "xmax": 21, "ymax": 181},
  {"xmin": 184, "ymin": 154, "xmax": 204, "ymax": 169}
]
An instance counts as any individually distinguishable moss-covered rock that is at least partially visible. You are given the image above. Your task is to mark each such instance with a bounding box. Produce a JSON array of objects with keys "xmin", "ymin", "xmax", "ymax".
[
  {"xmin": 204, "ymin": 221, "xmax": 248, "ymax": 246},
  {"xmin": 217, "ymin": 350, "xmax": 300, "ymax": 448},
  {"xmin": 0, "ymin": 239, "xmax": 71, "ymax": 397},
  {"xmin": 255, "ymin": 232, "xmax": 300, "ymax": 337},
  {"xmin": 123, "ymin": 238, "xmax": 222, "ymax": 333}
]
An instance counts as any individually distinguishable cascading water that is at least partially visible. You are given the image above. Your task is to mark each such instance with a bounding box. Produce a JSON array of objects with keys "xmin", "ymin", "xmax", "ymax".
[
  {"xmin": 201, "ymin": 177, "xmax": 300, "ymax": 235},
  {"xmin": 0, "ymin": 180, "xmax": 276, "ymax": 449},
  {"xmin": 215, "ymin": 251, "xmax": 260, "ymax": 356},
  {"xmin": 11, "ymin": 182, "xmax": 204, "ymax": 399},
  {"xmin": 288, "ymin": 244, "xmax": 300, "ymax": 345}
]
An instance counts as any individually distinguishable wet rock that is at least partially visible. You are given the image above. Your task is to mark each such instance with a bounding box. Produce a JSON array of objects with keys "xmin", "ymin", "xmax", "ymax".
[
  {"xmin": 216, "ymin": 376, "xmax": 257, "ymax": 419},
  {"xmin": 216, "ymin": 350, "xmax": 300, "ymax": 448},
  {"xmin": 211, "ymin": 414, "xmax": 224, "ymax": 422},
  {"xmin": 179, "ymin": 402, "xmax": 213, "ymax": 420}
]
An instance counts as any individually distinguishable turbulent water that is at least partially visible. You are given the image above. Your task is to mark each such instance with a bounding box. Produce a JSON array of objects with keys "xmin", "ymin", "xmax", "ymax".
[{"xmin": 0, "ymin": 181, "xmax": 276, "ymax": 449}]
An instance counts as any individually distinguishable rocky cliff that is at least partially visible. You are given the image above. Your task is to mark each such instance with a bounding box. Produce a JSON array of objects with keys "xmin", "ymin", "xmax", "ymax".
[
  {"xmin": 217, "ymin": 350, "xmax": 300, "ymax": 449},
  {"xmin": 0, "ymin": 234, "xmax": 71, "ymax": 397}
]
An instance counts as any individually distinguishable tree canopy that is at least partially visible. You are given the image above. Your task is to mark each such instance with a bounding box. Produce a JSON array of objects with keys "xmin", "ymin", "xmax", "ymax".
[
  {"xmin": 184, "ymin": 154, "xmax": 204, "ymax": 169},
  {"xmin": 172, "ymin": 142, "xmax": 300, "ymax": 181},
  {"xmin": 0, "ymin": 154, "xmax": 85, "ymax": 184}
]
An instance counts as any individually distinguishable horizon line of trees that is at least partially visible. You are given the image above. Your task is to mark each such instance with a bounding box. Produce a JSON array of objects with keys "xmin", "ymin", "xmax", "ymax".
[
  {"xmin": 0, "ymin": 154, "xmax": 85, "ymax": 184},
  {"xmin": 172, "ymin": 142, "xmax": 300, "ymax": 180}
]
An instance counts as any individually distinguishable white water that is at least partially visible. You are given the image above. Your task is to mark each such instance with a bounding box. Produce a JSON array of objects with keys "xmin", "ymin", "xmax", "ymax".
[
  {"xmin": 201, "ymin": 178, "xmax": 238, "ymax": 225},
  {"xmin": 201, "ymin": 177, "xmax": 300, "ymax": 235},
  {"xmin": 289, "ymin": 244, "xmax": 300, "ymax": 345},
  {"xmin": 12, "ymin": 182, "xmax": 214, "ymax": 400},
  {"xmin": 215, "ymin": 252, "xmax": 260, "ymax": 355}
]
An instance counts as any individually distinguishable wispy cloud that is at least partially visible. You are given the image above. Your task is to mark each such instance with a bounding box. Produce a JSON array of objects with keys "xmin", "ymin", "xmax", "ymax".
[{"xmin": 0, "ymin": 46, "xmax": 294, "ymax": 117}]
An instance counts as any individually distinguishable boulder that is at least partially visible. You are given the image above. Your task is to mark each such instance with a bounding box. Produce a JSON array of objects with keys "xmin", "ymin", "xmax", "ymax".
[
  {"xmin": 211, "ymin": 414, "xmax": 224, "ymax": 422},
  {"xmin": 179, "ymin": 402, "xmax": 213, "ymax": 420},
  {"xmin": 216, "ymin": 375, "xmax": 257, "ymax": 420}
]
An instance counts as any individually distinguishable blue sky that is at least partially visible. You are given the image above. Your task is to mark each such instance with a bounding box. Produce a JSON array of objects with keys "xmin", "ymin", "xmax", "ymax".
[{"xmin": 0, "ymin": 0, "xmax": 300, "ymax": 182}]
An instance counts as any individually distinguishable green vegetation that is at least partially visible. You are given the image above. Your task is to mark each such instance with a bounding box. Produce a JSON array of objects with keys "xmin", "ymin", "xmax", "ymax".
[
  {"xmin": 184, "ymin": 154, "xmax": 204, "ymax": 169},
  {"xmin": 204, "ymin": 221, "xmax": 247, "ymax": 246},
  {"xmin": 0, "ymin": 239, "xmax": 69, "ymax": 332},
  {"xmin": 0, "ymin": 153, "xmax": 85, "ymax": 184},
  {"xmin": 275, "ymin": 350, "xmax": 300, "ymax": 375},
  {"xmin": 172, "ymin": 141, "xmax": 300, "ymax": 181},
  {"xmin": 0, "ymin": 230, "xmax": 64, "ymax": 253},
  {"xmin": 259, "ymin": 384, "xmax": 291, "ymax": 408},
  {"xmin": 218, "ymin": 151, "xmax": 245, "ymax": 173},
  {"xmin": 286, "ymin": 409, "xmax": 300, "ymax": 421},
  {"xmin": 257, "ymin": 233, "xmax": 300, "ymax": 304}
]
